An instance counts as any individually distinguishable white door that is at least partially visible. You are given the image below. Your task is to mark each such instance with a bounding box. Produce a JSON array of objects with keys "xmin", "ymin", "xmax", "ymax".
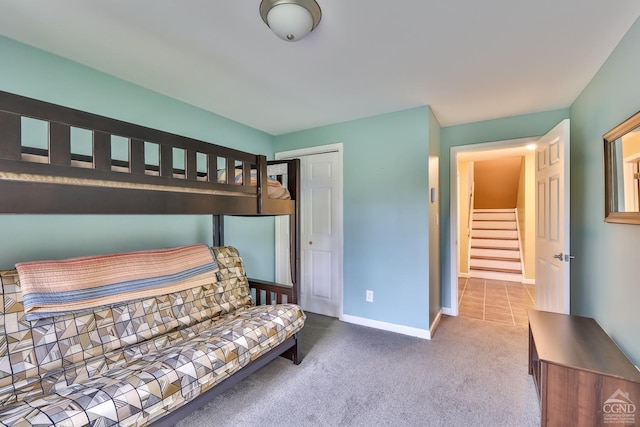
[
  {"xmin": 275, "ymin": 145, "xmax": 343, "ymax": 318},
  {"xmin": 300, "ymin": 151, "xmax": 341, "ymax": 317},
  {"xmin": 535, "ymin": 119, "xmax": 570, "ymax": 314}
]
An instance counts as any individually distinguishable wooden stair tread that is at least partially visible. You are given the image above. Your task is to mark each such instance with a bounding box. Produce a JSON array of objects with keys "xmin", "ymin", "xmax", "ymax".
[
  {"xmin": 471, "ymin": 246, "xmax": 519, "ymax": 251},
  {"xmin": 470, "ymin": 266, "xmax": 522, "ymax": 274},
  {"xmin": 473, "ymin": 228, "xmax": 517, "ymax": 231},
  {"xmin": 471, "ymin": 255, "xmax": 520, "ymax": 261},
  {"xmin": 472, "ymin": 237, "xmax": 519, "ymax": 241},
  {"xmin": 473, "ymin": 218, "xmax": 515, "ymax": 221}
]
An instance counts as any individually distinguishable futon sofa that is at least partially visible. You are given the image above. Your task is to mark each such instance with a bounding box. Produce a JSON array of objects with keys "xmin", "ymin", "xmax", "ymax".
[{"xmin": 0, "ymin": 246, "xmax": 305, "ymax": 426}]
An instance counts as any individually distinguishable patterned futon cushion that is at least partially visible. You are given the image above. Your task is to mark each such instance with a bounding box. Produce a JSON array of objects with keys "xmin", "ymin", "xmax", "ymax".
[
  {"xmin": 0, "ymin": 246, "xmax": 305, "ymax": 426},
  {"xmin": 0, "ymin": 304, "xmax": 304, "ymax": 426}
]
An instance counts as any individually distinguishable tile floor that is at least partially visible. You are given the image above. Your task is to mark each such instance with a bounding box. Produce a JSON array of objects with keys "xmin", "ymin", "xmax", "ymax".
[{"xmin": 458, "ymin": 277, "xmax": 535, "ymax": 327}]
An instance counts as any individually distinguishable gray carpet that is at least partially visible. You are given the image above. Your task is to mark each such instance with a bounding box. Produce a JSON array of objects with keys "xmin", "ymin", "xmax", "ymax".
[{"xmin": 175, "ymin": 313, "xmax": 540, "ymax": 427}]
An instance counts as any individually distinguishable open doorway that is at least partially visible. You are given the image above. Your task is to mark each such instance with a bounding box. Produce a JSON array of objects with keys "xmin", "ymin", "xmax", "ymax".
[
  {"xmin": 452, "ymin": 138, "xmax": 537, "ymax": 326},
  {"xmin": 448, "ymin": 120, "xmax": 571, "ymax": 321}
]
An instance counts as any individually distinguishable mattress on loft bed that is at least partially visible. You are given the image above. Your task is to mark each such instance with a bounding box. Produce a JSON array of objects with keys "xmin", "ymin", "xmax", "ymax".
[
  {"xmin": 17, "ymin": 153, "xmax": 292, "ymax": 200},
  {"xmin": 217, "ymin": 168, "xmax": 291, "ymax": 200}
]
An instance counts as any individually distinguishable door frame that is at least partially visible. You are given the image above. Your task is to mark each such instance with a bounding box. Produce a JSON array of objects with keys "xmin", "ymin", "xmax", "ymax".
[
  {"xmin": 447, "ymin": 137, "xmax": 537, "ymax": 316},
  {"xmin": 275, "ymin": 143, "xmax": 344, "ymax": 319}
]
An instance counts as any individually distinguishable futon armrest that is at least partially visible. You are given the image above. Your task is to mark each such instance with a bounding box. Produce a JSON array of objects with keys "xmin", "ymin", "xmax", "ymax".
[{"xmin": 248, "ymin": 278, "xmax": 296, "ymax": 305}]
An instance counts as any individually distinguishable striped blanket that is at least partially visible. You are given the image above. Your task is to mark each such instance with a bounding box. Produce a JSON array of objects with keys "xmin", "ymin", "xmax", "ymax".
[{"xmin": 16, "ymin": 244, "xmax": 218, "ymax": 321}]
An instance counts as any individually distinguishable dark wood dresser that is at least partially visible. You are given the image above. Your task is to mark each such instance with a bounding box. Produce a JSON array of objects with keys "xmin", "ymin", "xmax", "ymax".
[{"xmin": 528, "ymin": 309, "xmax": 640, "ymax": 427}]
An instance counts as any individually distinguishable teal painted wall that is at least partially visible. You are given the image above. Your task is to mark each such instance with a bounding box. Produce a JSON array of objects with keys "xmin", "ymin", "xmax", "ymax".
[
  {"xmin": 570, "ymin": 17, "xmax": 640, "ymax": 365},
  {"xmin": 439, "ymin": 108, "xmax": 570, "ymax": 308},
  {"xmin": 275, "ymin": 107, "xmax": 432, "ymax": 330},
  {"xmin": 0, "ymin": 36, "xmax": 276, "ymax": 279}
]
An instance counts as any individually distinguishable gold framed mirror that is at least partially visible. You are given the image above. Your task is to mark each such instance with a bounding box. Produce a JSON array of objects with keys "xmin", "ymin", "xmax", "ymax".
[{"xmin": 604, "ymin": 111, "xmax": 640, "ymax": 224}]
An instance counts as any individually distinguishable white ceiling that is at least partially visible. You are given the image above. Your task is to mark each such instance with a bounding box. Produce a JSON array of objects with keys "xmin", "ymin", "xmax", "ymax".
[{"xmin": 1, "ymin": 1, "xmax": 639, "ymax": 135}]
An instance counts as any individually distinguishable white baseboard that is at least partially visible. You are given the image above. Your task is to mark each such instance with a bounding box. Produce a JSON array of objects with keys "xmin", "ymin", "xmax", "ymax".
[
  {"xmin": 341, "ymin": 314, "xmax": 431, "ymax": 339},
  {"xmin": 442, "ymin": 307, "xmax": 456, "ymax": 316},
  {"xmin": 522, "ymin": 278, "xmax": 535, "ymax": 285},
  {"xmin": 459, "ymin": 272, "xmax": 470, "ymax": 278},
  {"xmin": 470, "ymin": 270, "xmax": 522, "ymax": 282},
  {"xmin": 430, "ymin": 310, "xmax": 442, "ymax": 336}
]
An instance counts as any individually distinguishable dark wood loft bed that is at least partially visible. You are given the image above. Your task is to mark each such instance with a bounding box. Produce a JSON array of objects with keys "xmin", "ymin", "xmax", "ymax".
[
  {"xmin": 0, "ymin": 88, "xmax": 300, "ymax": 297},
  {"xmin": 0, "ymin": 90, "xmax": 297, "ymax": 215},
  {"xmin": 0, "ymin": 90, "xmax": 301, "ymax": 425}
]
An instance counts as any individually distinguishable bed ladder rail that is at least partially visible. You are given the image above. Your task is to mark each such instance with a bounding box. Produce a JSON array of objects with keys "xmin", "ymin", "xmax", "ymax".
[{"xmin": 248, "ymin": 278, "xmax": 296, "ymax": 305}]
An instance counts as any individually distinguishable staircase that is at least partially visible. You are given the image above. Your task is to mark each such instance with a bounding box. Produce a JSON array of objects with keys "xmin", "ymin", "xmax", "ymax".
[{"xmin": 469, "ymin": 208, "xmax": 523, "ymax": 282}]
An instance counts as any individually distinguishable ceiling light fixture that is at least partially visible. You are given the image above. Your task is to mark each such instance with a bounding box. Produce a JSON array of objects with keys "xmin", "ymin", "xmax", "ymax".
[{"xmin": 260, "ymin": 0, "xmax": 322, "ymax": 42}]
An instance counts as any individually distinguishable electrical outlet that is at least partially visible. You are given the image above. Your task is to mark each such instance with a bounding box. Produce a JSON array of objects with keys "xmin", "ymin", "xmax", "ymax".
[{"xmin": 366, "ymin": 290, "xmax": 374, "ymax": 303}]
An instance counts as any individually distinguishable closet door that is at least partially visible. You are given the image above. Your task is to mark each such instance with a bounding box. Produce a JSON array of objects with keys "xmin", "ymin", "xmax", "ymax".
[{"xmin": 300, "ymin": 151, "xmax": 341, "ymax": 317}]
